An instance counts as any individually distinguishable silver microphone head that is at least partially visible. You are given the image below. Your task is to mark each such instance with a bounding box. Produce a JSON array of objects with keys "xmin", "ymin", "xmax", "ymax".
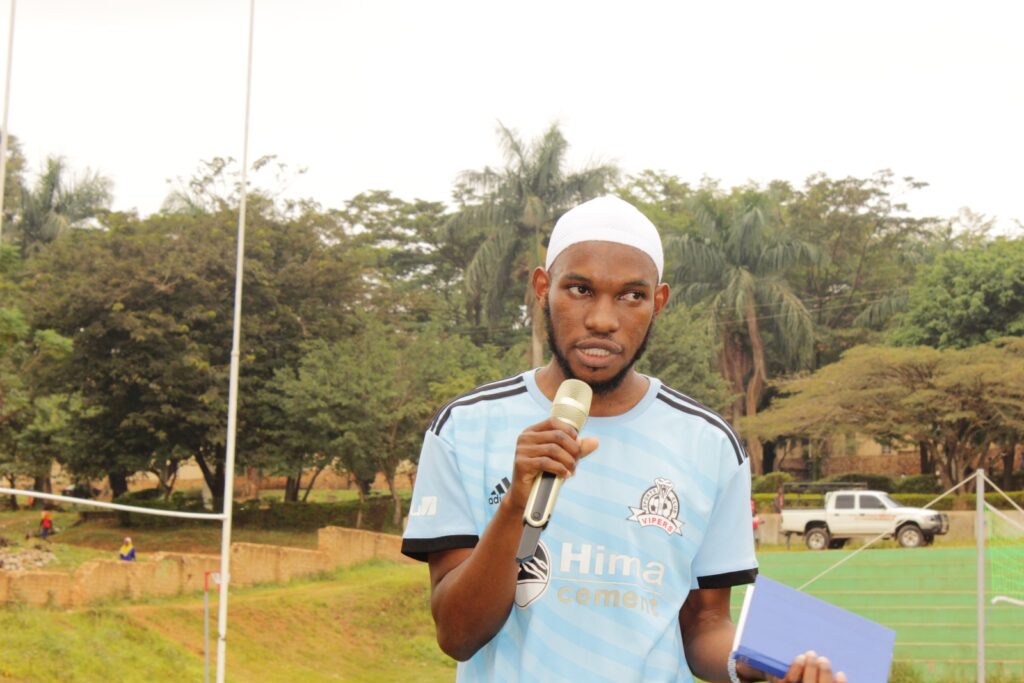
[{"xmin": 551, "ymin": 379, "xmax": 593, "ymax": 432}]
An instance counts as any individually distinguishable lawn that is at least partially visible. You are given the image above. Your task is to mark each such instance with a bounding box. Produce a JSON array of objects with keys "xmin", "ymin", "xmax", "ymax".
[
  {"xmin": 0, "ymin": 561, "xmax": 452, "ymax": 683},
  {"xmin": 745, "ymin": 546, "xmax": 1024, "ymax": 682}
]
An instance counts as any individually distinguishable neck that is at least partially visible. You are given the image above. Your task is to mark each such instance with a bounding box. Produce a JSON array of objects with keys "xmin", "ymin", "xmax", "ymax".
[{"xmin": 535, "ymin": 363, "xmax": 649, "ymax": 417}]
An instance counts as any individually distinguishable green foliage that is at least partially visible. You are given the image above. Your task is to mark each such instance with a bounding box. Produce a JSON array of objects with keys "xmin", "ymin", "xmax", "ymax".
[
  {"xmin": 744, "ymin": 340, "xmax": 1024, "ymax": 489},
  {"xmin": 637, "ymin": 303, "xmax": 732, "ymax": 411},
  {"xmin": 893, "ymin": 474, "xmax": 941, "ymax": 494},
  {"xmin": 16, "ymin": 155, "xmax": 112, "ymax": 258},
  {"xmin": 892, "ymin": 238, "xmax": 1024, "ymax": 349},
  {"xmin": 452, "ymin": 122, "xmax": 618, "ymax": 352},
  {"xmin": 751, "ymin": 471, "xmax": 793, "ymax": 494},
  {"xmin": 778, "ymin": 171, "xmax": 933, "ymax": 366}
]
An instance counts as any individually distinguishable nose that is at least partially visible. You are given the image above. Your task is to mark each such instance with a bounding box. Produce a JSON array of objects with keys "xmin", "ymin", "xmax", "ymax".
[{"xmin": 584, "ymin": 294, "xmax": 620, "ymax": 334}]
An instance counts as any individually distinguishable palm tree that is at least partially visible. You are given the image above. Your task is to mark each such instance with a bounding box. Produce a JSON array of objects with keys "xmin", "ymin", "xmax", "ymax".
[
  {"xmin": 666, "ymin": 190, "xmax": 817, "ymax": 473},
  {"xmin": 18, "ymin": 156, "xmax": 112, "ymax": 258},
  {"xmin": 451, "ymin": 122, "xmax": 618, "ymax": 365}
]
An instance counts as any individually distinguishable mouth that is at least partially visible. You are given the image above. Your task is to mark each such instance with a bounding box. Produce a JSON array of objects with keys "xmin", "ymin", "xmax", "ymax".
[{"xmin": 573, "ymin": 342, "xmax": 621, "ymax": 368}]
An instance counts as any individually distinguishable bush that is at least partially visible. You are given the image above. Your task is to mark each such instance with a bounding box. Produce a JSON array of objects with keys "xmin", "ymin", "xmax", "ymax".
[
  {"xmin": 112, "ymin": 491, "xmax": 209, "ymax": 528},
  {"xmin": 822, "ymin": 472, "xmax": 894, "ymax": 492},
  {"xmin": 889, "ymin": 492, "xmax": 1024, "ymax": 510},
  {"xmin": 752, "ymin": 471, "xmax": 793, "ymax": 494},
  {"xmin": 893, "ymin": 474, "xmax": 940, "ymax": 494},
  {"xmin": 233, "ymin": 494, "xmax": 413, "ymax": 534}
]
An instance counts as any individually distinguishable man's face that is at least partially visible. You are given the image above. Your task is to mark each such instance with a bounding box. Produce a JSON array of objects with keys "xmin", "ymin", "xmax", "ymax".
[{"xmin": 537, "ymin": 241, "xmax": 668, "ymax": 395}]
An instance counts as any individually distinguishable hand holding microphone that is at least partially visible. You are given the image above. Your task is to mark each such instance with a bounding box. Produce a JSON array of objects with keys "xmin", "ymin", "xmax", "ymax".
[{"xmin": 514, "ymin": 379, "xmax": 596, "ymax": 563}]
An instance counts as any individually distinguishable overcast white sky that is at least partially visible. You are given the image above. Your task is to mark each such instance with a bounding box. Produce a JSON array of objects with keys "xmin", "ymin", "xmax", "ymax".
[{"xmin": 4, "ymin": 1, "xmax": 1022, "ymax": 232}]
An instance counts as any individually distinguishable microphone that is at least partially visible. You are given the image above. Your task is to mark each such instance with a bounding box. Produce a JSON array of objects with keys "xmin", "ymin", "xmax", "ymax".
[{"xmin": 515, "ymin": 378, "xmax": 593, "ymax": 563}]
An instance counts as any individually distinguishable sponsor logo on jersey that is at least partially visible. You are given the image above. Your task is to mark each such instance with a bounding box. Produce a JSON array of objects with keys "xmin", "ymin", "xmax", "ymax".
[
  {"xmin": 409, "ymin": 495, "xmax": 437, "ymax": 517},
  {"xmin": 515, "ymin": 540, "xmax": 550, "ymax": 608},
  {"xmin": 627, "ymin": 477, "xmax": 683, "ymax": 535},
  {"xmin": 554, "ymin": 542, "xmax": 665, "ymax": 616},
  {"xmin": 488, "ymin": 476, "xmax": 512, "ymax": 506}
]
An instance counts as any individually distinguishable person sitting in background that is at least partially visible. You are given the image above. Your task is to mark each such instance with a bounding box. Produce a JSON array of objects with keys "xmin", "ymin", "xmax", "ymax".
[
  {"xmin": 39, "ymin": 511, "xmax": 54, "ymax": 540},
  {"xmin": 119, "ymin": 537, "xmax": 136, "ymax": 561}
]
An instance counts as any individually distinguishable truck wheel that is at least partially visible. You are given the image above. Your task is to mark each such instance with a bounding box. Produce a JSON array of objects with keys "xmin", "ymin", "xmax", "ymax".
[
  {"xmin": 897, "ymin": 524, "xmax": 924, "ymax": 548},
  {"xmin": 805, "ymin": 527, "xmax": 830, "ymax": 550}
]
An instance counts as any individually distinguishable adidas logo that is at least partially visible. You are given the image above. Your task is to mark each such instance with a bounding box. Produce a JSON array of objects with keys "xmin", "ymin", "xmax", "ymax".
[{"xmin": 488, "ymin": 476, "xmax": 512, "ymax": 505}]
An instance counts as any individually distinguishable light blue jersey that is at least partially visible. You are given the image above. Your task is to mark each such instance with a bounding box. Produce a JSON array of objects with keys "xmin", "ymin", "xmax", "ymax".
[{"xmin": 403, "ymin": 370, "xmax": 757, "ymax": 682}]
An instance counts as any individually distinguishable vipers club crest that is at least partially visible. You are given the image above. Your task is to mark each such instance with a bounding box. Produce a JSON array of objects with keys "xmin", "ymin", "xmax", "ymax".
[
  {"xmin": 515, "ymin": 540, "xmax": 550, "ymax": 608},
  {"xmin": 627, "ymin": 477, "xmax": 684, "ymax": 535}
]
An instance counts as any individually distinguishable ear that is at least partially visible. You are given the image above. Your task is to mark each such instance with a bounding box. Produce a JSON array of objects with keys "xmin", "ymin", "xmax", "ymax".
[
  {"xmin": 531, "ymin": 266, "xmax": 551, "ymax": 302},
  {"xmin": 653, "ymin": 282, "xmax": 670, "ymax": 315}
]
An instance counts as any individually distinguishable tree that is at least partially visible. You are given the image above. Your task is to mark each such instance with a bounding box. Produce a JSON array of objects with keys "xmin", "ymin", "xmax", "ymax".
[
  {"xmin": 778, "ymin": 171, "xmax": 936, "ymax": 366},
  {"xmin": 17, "ymin": 156, "xmax": 112, "ymax": 258},
  {"xmin": 0, "ymin": 303, "xmax": 74, "ymax": 504},
  {"xmin": 272, "ymin": 320, "xmax": 504, "ymax": 525},
  {"xmin": 665, "ymin": 186, "xmax": 817, "ymax": 473},
  {"xmin": 23, "ymin": 191, "xmax": 368, "ymax": 497},
  {"xmin": 452, "ymin": 122, "xmax": 619, "ymax": 363},
  {"xmin": 891, "ymin": 238, "xmax": 1024, "ymax": 349},
  {"xmin": 636, "ymin": 303, "xmax": 732, "ymax": 412},
  {"xmin": 743, "ymin": 341, "xmax": 1024, "ymax": 489},
  {"xmin": 0, "ymin": 133, "xmax": 27, "ymax": 249}
]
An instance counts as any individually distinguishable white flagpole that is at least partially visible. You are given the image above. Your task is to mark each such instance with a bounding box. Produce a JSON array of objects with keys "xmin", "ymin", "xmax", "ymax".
[
  {"xmin": 0, "ymin": 0, "xmax": 17, "ymax": 247},
  {"xmin": 216, "ymin": 1, "xmax": 256, "ymax": 681},
  {"xmin": 976, "ymin": 468, "xmax": 986, "ymax": 683}
]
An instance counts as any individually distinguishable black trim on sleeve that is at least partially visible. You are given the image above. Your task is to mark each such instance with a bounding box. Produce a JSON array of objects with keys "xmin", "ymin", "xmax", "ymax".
[
  {"xmin": 696, "ymin": 567, "xmax": 758, "ymax": 589},
  {"xmin": 401, "ymin": 535, "xmax": 479, "ymax": 562}
]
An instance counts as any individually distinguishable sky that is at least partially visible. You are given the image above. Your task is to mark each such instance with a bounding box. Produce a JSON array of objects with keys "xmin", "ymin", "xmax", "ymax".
[{"xmin": 4, "ymin": 1, "xmax": 1023, "ymax": 233}]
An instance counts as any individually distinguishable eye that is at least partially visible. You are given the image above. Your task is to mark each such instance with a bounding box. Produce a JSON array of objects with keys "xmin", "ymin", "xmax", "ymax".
[
  {"xmin": 568, "ymin": 285, "xmax": 591, "ymax": 296},
  {"xmin": 621, "ymin": 290, "xmax": 646, "ymax": 302}
]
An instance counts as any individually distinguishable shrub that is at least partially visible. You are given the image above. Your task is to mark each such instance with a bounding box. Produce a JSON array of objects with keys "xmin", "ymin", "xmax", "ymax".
[
  {"xmin": 893, "ymin": 474, "xmax": 940, "ymax": 494},
  {"xmin": 752, "ymin": 471, "xmax": 793, "ymax": 494}
]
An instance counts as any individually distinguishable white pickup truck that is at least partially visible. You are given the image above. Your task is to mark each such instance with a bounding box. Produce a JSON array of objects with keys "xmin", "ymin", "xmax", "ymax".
[{"xmin": 780, "ymin": 490, "xmax": 950, "ymax": 550}]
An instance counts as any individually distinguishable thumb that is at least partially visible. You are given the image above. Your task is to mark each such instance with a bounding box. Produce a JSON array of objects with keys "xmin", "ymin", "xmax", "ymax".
[{"xmin": 578, "ymin": 436, "xmax": 600, "ymax": 458}]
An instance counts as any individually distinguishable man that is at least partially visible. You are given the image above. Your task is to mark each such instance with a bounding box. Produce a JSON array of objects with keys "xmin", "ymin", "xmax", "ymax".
[{"xmin": 402, "ymin": 196, "xmax": 845, "ymax": 682}]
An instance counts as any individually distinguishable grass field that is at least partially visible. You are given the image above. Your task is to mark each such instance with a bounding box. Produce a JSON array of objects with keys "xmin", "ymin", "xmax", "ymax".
[
  {"xmin": 3, "ymin": 507, "xmax": 1022, "ymax": 681},
  {"xmin": 0, "ymin": 560, "xmax": 452, "ymax": 683},
  {"xmin": 747, "ymin": 547, "xmax": 1024, "ymax": 682},
  {"xmin": 1, "ymin": 546, "xmax": 1021, "ymax": 681}
]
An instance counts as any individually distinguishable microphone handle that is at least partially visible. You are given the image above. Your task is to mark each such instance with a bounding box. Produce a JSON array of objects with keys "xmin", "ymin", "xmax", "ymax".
[
  {"xmin": 515, "ymin": 472, "xmax": 563, "ymax": 563},
  {"xmin": 524, "ymin": 471, "xmax": 563, "ymax": 528}
]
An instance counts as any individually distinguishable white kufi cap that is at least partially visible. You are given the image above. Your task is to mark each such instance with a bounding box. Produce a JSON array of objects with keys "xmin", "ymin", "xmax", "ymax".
[{"xmin": 545, "ymin": 196, "xmax": 664, "ymax": 279}]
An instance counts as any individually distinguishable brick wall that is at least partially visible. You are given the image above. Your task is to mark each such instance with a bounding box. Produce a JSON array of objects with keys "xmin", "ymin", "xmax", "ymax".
[
  {"xmin": 822, "ymin": 451, "xmax": 921, "ymax": 477},
  {"xmin": 0, "ymin": 527, "xmax": 412, "ymax": 609}
]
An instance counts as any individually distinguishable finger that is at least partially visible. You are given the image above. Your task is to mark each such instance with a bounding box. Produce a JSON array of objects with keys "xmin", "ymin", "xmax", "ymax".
[
  {"xmin": 519, "ymin": 428, "xmax": 582, "ymax": 456},
  {"xmin": 525, "ymin": 416, "xmax": 582, "ymax": 439},
  {"xmin": 801, "ymin": 652, "xmax": 818, "ymax": 683},
  {"xmin": 518, "ymin": 443, "xmax": 580, "ymax": 476},
  {"xmin": 578, "ymin": 436, "xmax": 600, "ymax": 458},
  {"xmin": 815, "ymin": 657, "xmax": 833, "ymax": 683},
  {"xmin": 834, "ymin": 672, "xmax": 847, "ymax": 683},
  {"xmin": 782, "ymin": 653, "xmax": 805, "ymax": 682}
]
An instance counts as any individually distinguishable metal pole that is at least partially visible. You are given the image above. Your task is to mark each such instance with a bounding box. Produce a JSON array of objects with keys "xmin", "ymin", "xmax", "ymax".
[
  {"xmin": 204, "ymin": 573, "xmax": 211, "ymax": 683},
  {"xmin": 215, "ymin": 2, "xmax": 255, "ymax": 681},
  {"xmin": 976, "ymin": 468, "xmax": 986, "ymax": 683},
  {"xmin": 0, "ymin": 0, "xmax": 17, "ymax": 247}
]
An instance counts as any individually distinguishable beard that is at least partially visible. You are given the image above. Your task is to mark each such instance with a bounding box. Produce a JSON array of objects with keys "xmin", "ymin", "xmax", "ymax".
[{"xmin": 543, "ymin": 300, "xmax": 653, "ymax": 396}]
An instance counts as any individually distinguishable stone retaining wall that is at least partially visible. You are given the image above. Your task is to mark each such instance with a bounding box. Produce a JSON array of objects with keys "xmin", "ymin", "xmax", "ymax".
[{"xmin": 0, "ymin": 526, "xmax": 413, "ymax": 609}]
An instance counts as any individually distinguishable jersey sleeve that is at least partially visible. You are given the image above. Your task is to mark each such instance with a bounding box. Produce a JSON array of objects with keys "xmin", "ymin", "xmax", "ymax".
[
  {"xmin": 690, "ymin": 439, "xmax": 758, "ymax": 589},
  {"xmin": 401, "ymin": 428, "xmax": 479, "ymax": 562}
]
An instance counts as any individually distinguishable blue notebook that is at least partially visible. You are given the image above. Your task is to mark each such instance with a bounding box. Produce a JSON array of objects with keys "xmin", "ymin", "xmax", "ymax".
[{"xmin": 732, "ymin": 575, "xmax": 896, "ymax": 683}]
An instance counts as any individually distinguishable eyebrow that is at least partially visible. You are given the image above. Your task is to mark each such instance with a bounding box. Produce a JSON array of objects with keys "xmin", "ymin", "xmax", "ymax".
[{"xmin": 561, "ymin": 272, "xmax": 653, "ymax": 289}]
